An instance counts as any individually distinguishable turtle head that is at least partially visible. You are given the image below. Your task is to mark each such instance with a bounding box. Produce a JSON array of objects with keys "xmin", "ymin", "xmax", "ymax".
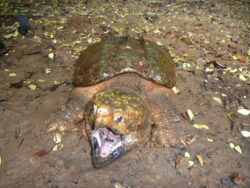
[{"xmin": 85, "ymin": 89, "xmax": 150, "ymax": 168}]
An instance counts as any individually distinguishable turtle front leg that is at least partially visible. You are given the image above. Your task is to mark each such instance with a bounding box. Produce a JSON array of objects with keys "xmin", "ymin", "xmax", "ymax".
[
  {"xmin": 150, "ymin": 92, "xmax": 184, "ymax": 147},
  {"xmin": 47, "ymin": 99, "xmax": 85, "ymax": 132},
  {"xmin": 47, "ymin": 89, "xmax": 87, "ymax": 133}
]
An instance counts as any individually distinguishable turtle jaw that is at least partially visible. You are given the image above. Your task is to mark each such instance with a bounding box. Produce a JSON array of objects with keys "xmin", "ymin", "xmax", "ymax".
[{"xmin": 90, "ymin": 127, "xmax": 137, "ymax": 168}]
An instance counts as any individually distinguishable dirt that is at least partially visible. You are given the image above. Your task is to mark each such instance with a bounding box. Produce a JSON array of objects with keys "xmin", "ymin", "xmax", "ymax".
[{"xmin": 0, "ymin": 0, "xmax": 249, "ymax": 187}]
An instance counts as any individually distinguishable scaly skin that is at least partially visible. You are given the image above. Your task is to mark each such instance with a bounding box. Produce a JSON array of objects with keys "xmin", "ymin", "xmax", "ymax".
[{"xmin": 47, "ymin": 73, "xmax": 182, "ymax": 147}]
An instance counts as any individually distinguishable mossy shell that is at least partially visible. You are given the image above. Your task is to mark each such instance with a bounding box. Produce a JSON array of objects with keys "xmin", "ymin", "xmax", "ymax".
[{"xmin": 73, "ymin": 36, "xmax": 176, "ymax": 88}]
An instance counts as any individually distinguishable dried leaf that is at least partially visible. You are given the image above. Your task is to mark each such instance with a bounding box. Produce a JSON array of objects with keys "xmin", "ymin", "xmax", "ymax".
[
  {"xmin": 9, "ymin": 73, "xmax": 17, "ymax": 77},
  {"xmin": 53, "ymin": 133, "xmax": 62, "ymax": 144},
  {"xmin": 240, "ymin": 130, "xmax": 250, "ymax": 138},
  {"xmin": 13, "ymin": 30, "xmax": 19, "ymax": 37},
  {"xmin": 114, "ymin": 183, "xmax": 126, "ymax": 188},
  {"xmin": 48, "ymin": 53, "xmax": 54, "ymax": 59},
  {"xmin": 54, "ymin": 81, "xmax": 60, "ymax": 85},
  {"xmin": 236, "ymin": 54, "xmax": 246, "ymax": 62},
  {"xmin": 32, "ymin": 150, "xmax": 50, "ymax": 157},
  {"xmin": 247, "ymin": 49, "xmax": 250, "ymax": 56},
  {"xmin": 4, "ymin": 33, "xmax": 14, "ymax": 39},
  {"xmin": 221, "ymin": 93, "xmax": 227, "ymax": 97},
  {"xmin": 184, "ymin": 152, "xmax": 190, "ymax": 158},
  {"xmin": 229, "ymin": 142, "xmax": 235, "ymax": 149},
  {"xmin": 205, "ymin": 67, "xmax": 214, "ymax": 73},
  {"xmin": 153, "ymin": 29, "xmax": 161, "ymax": 34},
  {"xmin": 225, "ymin": 66, "xmax": 237, "ymax": 73},
  {"xmin": 157, "ymin": 41, "xmax": 163, "ymax": 46},
  {"xmin": 172, "ymin": 86, "xmax": 180, "ymax": 94},
  {"xmin": 213, "ymin": 97, "xmax": 223, "ymax": 104},
  {"xmin": 52, "ymin": 144, "xmax": 64, "ymax": 151},
  {"xmin": 196, "ymin": 155, "xmax": 204, "ymax": 166},
  {"xmin": 188, "ymin": 160, "xmax": 194, "ymax": 168},
  {"xmin": 228, "ymin": 53, "xmax": 237, "ymax": 60},
  {"xmin": 231, "ymin": 172, "xmax": 245, "ymax": 185},
  {"xmin": 45, "ymin": 68, "xmax": 51, "ymax": 74},
  {"xmin": 237, "ymin": 109, "xmax": 250, "ymax": 116},
  {"xmin": 52, "ymin": 145, "xmax": 58, "ymax": 151},
  {"xmin": 207, "ymin": 138, "xmax": 213, "ymax": 142},
  {"xmin": 175, "ymin": 155, "xmax": 185, "ymax": 167},
  {"xmin": 28, "ymin": 84, "xmax": 37, "ymax": 90},
  {"xmin": 193, "ymin": 124, "xmax": 209, "ymax": 130},
  {"xmin": 226, "ymin": 113, "xmax": 238, "ymax": 121},
  {"xmin": 234, "ymin": 145, "xmax": 242, "ymax": 154},
  {"xmin": 186, "ymin": 109, "xmax": 194, "ymax": 121},
  {"xmin": 239, "ymin": 74, "xmax": 247, "ymax": 81},
  {"xmin": 37, "ymin": 79, "xmax": 45, "ymax": 83}
]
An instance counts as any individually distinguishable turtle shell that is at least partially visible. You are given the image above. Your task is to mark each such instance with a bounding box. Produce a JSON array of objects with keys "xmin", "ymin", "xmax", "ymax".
[{"xmin": 73, "ymin": 36, "xmax": 176, "ymax": 88}]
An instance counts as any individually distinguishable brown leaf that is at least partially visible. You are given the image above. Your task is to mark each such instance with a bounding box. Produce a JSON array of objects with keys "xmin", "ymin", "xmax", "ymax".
[
  {"xmin": 32, "ymin": 149, "xmax": 50, "ymax": 157},
  {"xmin": 231, "ymin": 172, "xmax": 245, "ymax": 184},
  {"xmin": 236, "ymin": 54, "xmax": 246, "ymax": 62},
  {"xmin": 175, "ymin": 155, "xmax": 185, "ymax": 168},
  {"xmin": 196, "ymin": 154, "xmax": 204, "ymax": 166},
  {"xmin": 24, "ymin": 71, "xmax": 34, "ymax": 79}
]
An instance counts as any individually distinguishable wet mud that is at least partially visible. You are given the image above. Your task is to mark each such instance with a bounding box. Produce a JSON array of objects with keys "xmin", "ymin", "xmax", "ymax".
[{"xmin": 0, "ymin": 0, "xmax": 249, "ymax": 187}]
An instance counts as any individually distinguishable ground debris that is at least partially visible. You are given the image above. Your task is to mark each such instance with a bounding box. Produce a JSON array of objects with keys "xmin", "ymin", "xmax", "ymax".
[
  {"xmin": 196, "ymin": 154, "xmax": 204, "ymax": 166},
  {"xmin": 231, "ymin": 172, "xmax": 245, "ymax": 185}
]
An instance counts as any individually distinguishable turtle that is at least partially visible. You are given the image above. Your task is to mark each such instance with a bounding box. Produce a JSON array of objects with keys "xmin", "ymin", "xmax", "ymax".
[{"xmin": 47, "ymin": 35, "xmax": 182, "ymax": 168}]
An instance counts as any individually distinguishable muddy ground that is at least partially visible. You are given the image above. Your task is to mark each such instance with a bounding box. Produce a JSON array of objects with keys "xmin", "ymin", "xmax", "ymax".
[{"xmin": 0, "ymin": 0, "xmax": 249, "ymax": 187}]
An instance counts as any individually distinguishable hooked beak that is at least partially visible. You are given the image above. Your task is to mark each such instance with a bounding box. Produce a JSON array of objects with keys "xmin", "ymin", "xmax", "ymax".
[{"xmin": 90, "ymin": 127, "xmax": 137, "ymax": 168}]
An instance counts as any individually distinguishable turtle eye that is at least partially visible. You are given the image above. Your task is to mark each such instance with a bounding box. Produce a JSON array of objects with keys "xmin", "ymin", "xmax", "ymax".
[{"xmin": 114, "ymin": 113, "xmax": 123, "ymax": 123}]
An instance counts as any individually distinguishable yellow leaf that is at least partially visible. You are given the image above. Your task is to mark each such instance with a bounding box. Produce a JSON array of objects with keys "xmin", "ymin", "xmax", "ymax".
[
  {"xmin": 48, "ymin": 53, "xmax": 54, "ymax": 59},
  {"xmin": 172, "ymin": 86, "xmax": 180, "ymax": 94},
  {"xmin": 221, "ymin": 93, "xmax": 227, "ymax": 97},
  {"xmin": 229, "ymin": 142, "xmax": 235, "ymax": 149},
  {"xmin": 157, "ymin": 41, "xmax": 163, "ymax": 46},
  {"xmin": 188, "ymin": 160, "xmax": 194, "ymax": 168},
  {"xmin": 239, "ymin": 74, "xmax": 247, "ymax": 81},
  {"xmin": 114, "ymin": 183, "xmax": 126, "ymax": 188},
  {"xmin": 184, "ymin": 152, "xmax": 190, "ymax": 158},
  {"xmin": 53, "ymin": 133, "xmax": 62, "ymax": 144},
  {"xmin": 4, "ymin": 33, "xmax": 14, "ymax": 39},
  {"xmin": 9, "ymin": 73, "xmax": 17, "ymax": 77},
  {"xmin": 196, "ymin": 155, "xmax": 204, "ymax": 166},
  {"xmin": 54, "ymin": 81, "xmax": 60, "ymax": 85},
  {"xmin": 186, "ymin": 109, "xmax": 194, "ymax": 120},
  {"xmin": 52, "ymin": 144, "xmax": 64, "ymax": 151},
  {"xmin": 193, "ymin": 124, "xmax": 209, "ymax": 130},
  {"xmin": 37, "ymin": 79, "xmax": 45, "ymax": 83},
  {"xmin": 45, "ymin": 68, "xmax": 51, "ymax": 74},
  {"xmin": 207, "ymin": 138, "xmax": 213, "ymax": 142},
  {"xmin": 213, "ymin": 97, "xmax": 223, "ymax": 104},
  {"xmin": 28, "ymin": 84, "xmax": 37, "ymax": 90},
  {"xmin": 234, "ymin": 145, "xmax": 242, "ymax": 154}
]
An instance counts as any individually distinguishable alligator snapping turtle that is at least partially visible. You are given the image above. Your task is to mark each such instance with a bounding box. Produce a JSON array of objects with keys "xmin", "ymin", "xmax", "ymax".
[{"xmin": 48, "ymin": 36, "xmax": 180, "ymax": 168}]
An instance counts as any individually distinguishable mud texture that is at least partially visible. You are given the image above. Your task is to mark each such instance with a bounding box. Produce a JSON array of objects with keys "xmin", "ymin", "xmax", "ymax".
[{"xmin": 0, "ymin": 0, "xmax": 249, "ymax": 188}]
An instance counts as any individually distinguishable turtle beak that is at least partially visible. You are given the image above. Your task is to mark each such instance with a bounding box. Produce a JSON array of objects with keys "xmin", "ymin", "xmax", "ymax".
[{"xmin": 89, "ymin": 127, "xmax": 136, "ymax": 168}]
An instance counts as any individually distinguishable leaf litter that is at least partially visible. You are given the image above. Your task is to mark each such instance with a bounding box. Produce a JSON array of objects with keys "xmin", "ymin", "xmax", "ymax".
[{"xmin": 0, "ymin": 0, "xmax": 249, "ymax": 187}]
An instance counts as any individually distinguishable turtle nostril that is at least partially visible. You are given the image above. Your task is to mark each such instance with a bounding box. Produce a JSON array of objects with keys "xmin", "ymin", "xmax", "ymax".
[{"xmin": 115, "ymin": 115, "xmax": 123, "ymax": 123}]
